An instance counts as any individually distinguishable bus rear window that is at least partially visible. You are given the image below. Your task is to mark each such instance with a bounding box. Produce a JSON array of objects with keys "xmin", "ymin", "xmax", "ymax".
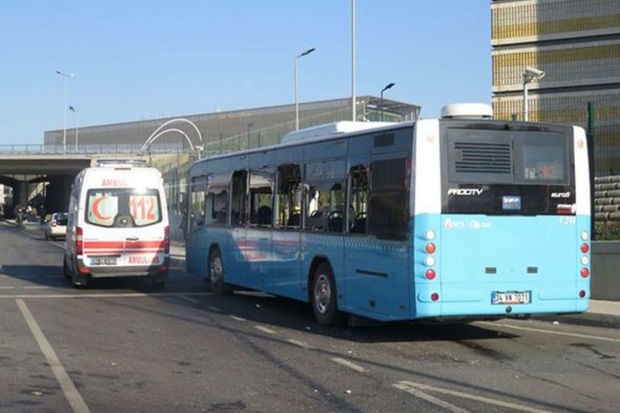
[
  {"xmin": 519, "ymin": 137, "xmax": 567, "ymax": 183},
  {"xmin": 86, "ymin": 189, "xmax": 161, "ymax": 227}
]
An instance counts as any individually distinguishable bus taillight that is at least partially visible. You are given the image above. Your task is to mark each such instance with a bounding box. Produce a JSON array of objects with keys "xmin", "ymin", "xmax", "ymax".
[
  {"xmin": 425, "ymin": 243, "xmax": 436, "ymax": 254},
  {"xmin": 425, "ymin": 269, "xmax": 436, "ymax": 280},
  {"xmin": 431, "ymin": 293, "xmax": 439, "ymax": 302},
  {"xmin": 580, "ymin": 268, "xmax": 589, "ymax": 278},
  {"xmin": 579, "ymin": 290, "xmax": 586, "ymax": 298},
  {"xmin": 425, "ymin": 230, "xmax": 436, "ymax": 241}
]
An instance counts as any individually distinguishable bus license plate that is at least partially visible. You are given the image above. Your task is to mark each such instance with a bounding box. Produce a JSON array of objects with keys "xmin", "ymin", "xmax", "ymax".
[
  {"xmin": 492, "ymin": 291, "xmax": 531, "ymax": 305},
  {"xmin": 90, "ymin": 257, "xmax": 117, "ymax": 266}
]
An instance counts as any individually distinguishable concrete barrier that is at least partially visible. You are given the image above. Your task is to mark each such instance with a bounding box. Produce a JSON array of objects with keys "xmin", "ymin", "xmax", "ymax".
[{"xmin": 592, "ymin": 241, "xmax": 620, "ymax": 301}]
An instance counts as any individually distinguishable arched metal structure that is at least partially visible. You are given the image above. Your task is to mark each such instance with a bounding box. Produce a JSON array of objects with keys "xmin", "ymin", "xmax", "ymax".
[{"xmin": 141, "ymin": 118, "xmax": 203, "ymax": 153}]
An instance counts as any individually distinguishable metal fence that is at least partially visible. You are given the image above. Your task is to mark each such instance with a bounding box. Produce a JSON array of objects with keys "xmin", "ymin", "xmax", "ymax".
[{"xmin": 0, "ymin": 143, "xmax": 188, "ymax": 155}]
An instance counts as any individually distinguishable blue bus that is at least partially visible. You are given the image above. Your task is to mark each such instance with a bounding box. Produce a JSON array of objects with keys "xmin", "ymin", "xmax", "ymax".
[{"xmin": 184, "ymin": 104, "xmax": 591, "ymax": 325}]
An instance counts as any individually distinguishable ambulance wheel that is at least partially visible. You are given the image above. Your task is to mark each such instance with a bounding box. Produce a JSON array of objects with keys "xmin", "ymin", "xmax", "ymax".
[
  {"xmin": 152, "ymin": 272, "xmax": 168, "ymax": 289},
  {"xmin": 63, "ymin": 256, "xmax": 71, "ymax": 279},
  {"xmin": 72, "ymin": 273, "xmax": 88, "ymax": 289},
  {"xmin": 209, "ymin": 248, "xmax": 231, "ymax": 295}
]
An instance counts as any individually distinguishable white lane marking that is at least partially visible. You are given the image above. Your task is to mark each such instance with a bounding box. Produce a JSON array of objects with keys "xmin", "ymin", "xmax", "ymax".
[
  {"xmin": 177, "ymin": 294, "xmax": 200, "ymax": 304},
  {"xmin": 393, "ymin": 381, "xmax": 470, "ymax": 413},
  {"xmin": 24, "ymin": 286, "xmax": 50, "ymax": 290},
  {"xmin": 254, "ymin": 325, "xmax": 276, "ymax": 334},
  {"xmin": 331, "ymin": 357, "xmax": 367, "ymax": 373},
  {"xmin": 0, "ymin": 292, "xmax": 213, "ymax": 299},
  {"xmin": 229, "ymin": 315, "xmax": 247, "ymax": 322},
  {"xmin": 479, "ymin": 321, "xmax": 620, "ymax": 343},
  {"xmin": 16, "ymin": 299, "xmax": 91, "ymax": 413},
  {"xmin": 394, "ymin": 381, "xmax": 553, "ymax": 413},
  {"xmin": 287, "ymin": 339, "xmax": 314, "ymax": 350},
  {"xmin": 0, "ymin": 286, "xmax": 15, "ymax": 289},
  {"xmin": 207, "ymin": 306, "xmax": 223, "ymax": 313}
]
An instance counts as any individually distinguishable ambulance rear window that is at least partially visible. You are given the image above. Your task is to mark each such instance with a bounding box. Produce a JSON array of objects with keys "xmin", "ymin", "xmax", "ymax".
[{"xmin": 86, "ymin": 188, "xmax": 162, "ymax": 227}]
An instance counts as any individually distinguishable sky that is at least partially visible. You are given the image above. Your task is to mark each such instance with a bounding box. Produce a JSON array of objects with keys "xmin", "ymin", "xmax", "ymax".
[{"xmin": 0, "ymin": 1, "xmax": 491, "ymax": 145}]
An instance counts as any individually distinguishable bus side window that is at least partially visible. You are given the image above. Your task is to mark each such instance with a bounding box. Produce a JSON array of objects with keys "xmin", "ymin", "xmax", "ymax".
[
  {"xmin": 348, "ymin": 165, "xmax": 369, "ymax": 234},
  {"xmin": 276, "ymin": 164, "xmax": 302, "ymax": 229},
  {"xmin": 190, "ymin": 176, "xmax": 206, "ymax": 231},
  {"xmin": 305, "ymin": 161, "xmax": 345, "ymax": 233},
  {"xmin": 205, "ymin": 172, "xmax": 229, "ymax": 225},
  {"xmin": 231, "ymin": 170, "xmax": 248, "ymax": 226},
  {"xmin": 249, "ymin": 169, "xmax": 274, "ymax": 227},
  {"xmin": 368, "ymin": 158, "xmax": 408, "ymax": 239}
]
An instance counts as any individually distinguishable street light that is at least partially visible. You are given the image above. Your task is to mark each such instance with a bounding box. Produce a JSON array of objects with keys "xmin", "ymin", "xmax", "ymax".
[
  {"xmin": 294, "ymin": 47, "xmax": 316, "ymax": 130},
  {"xmin": 522, "ymin": 66, "xmax": 545, "ymax": 122},
  {"xmin": 56, "ymin": 69, "xmax": 75, "ymax": 153},
  {"xmin": 69, "ymin": 105, "xmax": 79, "ymax": 151},
  {"xmin": 380, "ymin": 82, "xmax": 395, "ymax": 121},
  {"xmin": 351, "ymin": 0, "xmax": 357, "ymax": 121}
]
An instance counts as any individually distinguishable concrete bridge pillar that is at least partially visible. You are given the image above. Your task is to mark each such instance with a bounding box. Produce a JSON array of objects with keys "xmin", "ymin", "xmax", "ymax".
[
  {"xmin": 46, "ymin": 175, "xmax": 73, "ymax": 212},
  {"xmin": 16, "ymin": 180, "xmax": 28, "ymax": 206}
]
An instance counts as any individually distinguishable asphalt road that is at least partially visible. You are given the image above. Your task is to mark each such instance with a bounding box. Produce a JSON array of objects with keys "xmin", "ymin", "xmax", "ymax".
[{"xmin": 1, "ymin": 221, "xmax": 619, "ymax": 413}]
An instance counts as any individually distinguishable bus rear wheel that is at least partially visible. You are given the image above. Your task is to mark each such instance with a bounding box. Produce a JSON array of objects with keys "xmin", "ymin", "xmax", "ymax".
[
  {"xmin": 311, "ymin": 263, "xmax": 345, "ymax": 326},
  {"xmin": 209, "ymin": 248, "xmax": 231, "ymax": 295}
]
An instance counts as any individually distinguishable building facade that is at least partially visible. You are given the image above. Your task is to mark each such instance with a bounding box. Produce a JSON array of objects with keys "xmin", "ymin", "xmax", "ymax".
[
  {"xmin": 44, "ymin": 96, "xmax": 419, "ymax": 156},
  {"xmin": 491, "ymin": 0, "xmax": 620, "ymax": 175}
]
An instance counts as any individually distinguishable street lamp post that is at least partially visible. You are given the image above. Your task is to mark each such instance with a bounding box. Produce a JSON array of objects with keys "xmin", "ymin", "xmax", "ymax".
[
  {"xmin": 522, "ymin": 66, "xmax": 545, "ymax": 122},
  {"xmin": 380, "ymin": 82, "xmax": 395, "ymax": 121},
  {"xmin": 56, "ymin": 69, "xmax": 75, "ymax": 153},
  {"xmin": 351, "ymin": 0, "xmax": 357, "ymax": 122},
  {"xmin": 294, "ymin": 47, "xmax": 316, "ymax": 130}
]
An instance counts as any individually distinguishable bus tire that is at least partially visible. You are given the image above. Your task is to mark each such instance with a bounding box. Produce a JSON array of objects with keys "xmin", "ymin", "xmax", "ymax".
[
  {"xmin": 209, "ymin": 248, "xmax": 231, "ymax": 295},
  {"xmin": 311, "ymin": 262, "xmax": 345, "ymax": 326}
]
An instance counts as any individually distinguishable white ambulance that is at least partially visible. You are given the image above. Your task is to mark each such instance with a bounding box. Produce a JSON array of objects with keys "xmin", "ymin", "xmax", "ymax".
[{"xmin": 63, "ymin": 159, "xmax": 170, "ymax": 288}]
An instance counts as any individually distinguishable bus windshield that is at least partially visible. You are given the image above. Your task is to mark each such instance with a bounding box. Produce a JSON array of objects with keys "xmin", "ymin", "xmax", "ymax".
[
  {"xmin": 86, "ymin": 188, "xmax": 162, "ymax": 227},
  {"xmin": 442, "ymin": 127, "xmax": 574, "ymax": 215}
]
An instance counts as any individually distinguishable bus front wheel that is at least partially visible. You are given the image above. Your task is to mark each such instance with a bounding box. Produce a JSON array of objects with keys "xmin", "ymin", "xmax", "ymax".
[
  {"xmin": 311, "ymin": 263, "xmax": 345, "ymax": 326},
  {"xmin": 209, "ymin": 248, "xmax": 231, "ymax": 295}
]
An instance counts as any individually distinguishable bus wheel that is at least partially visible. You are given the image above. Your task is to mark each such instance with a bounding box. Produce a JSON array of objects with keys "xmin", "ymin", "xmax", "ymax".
[
  {"xmin": 209, "ymin": 249, "xmax": 230, "ymax": 295},
  {"xmin": 312, "ymin": 263, "xmax": 345, "ymax": 326}
]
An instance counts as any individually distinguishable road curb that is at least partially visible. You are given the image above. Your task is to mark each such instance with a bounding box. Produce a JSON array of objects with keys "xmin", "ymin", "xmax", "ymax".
[{"xmin": 533, "ymin": 313, "xmax": 620, "ymax": 329}]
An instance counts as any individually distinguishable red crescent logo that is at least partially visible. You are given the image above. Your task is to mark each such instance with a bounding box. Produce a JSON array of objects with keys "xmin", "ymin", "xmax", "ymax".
[{"xmin": 92, "ymin": 196, "xmax": 111, "ymax": 221}]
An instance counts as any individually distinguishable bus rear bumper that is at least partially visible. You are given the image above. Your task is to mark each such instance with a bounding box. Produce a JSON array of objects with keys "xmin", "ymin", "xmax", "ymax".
[{"xmin": 413, "ymin": 284, "xmax": 589, "ymax": 319}]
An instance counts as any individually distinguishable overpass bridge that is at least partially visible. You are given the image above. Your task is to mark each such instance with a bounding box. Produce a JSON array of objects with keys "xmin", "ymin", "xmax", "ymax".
[{"xmin": 0, "ymin": 144, "xmax": 196, "ymax": 218}]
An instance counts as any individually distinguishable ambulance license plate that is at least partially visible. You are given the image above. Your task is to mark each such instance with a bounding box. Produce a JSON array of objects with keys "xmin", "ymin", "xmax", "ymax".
[
  {"xmin": 90, "ymin": 256, "xmax": 117, "ymax": 266},
  {"xmin": 492, "ymin": 291, "xmax": 531, "ymax": 305}
]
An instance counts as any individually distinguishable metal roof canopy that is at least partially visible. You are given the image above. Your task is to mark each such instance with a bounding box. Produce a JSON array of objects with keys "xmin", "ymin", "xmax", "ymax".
[{"xmin": 363, "ymin": 96, "xmax": 421, "ymax": 120}]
